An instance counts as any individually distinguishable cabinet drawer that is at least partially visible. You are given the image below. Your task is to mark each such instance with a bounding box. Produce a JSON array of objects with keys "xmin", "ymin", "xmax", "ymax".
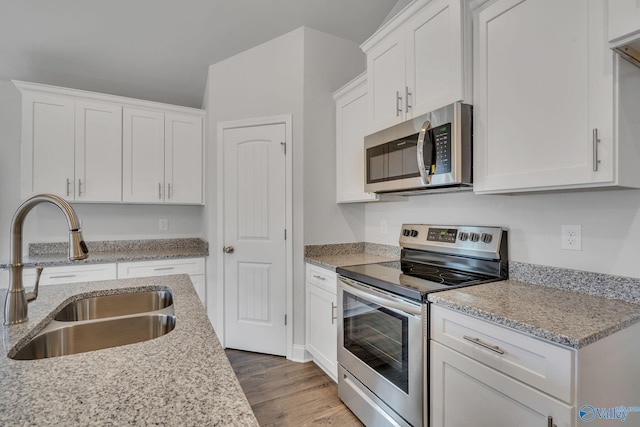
[
  {"xmin": 117, "ymin": 258, "xmax": 205, "ymax": 278},
  {"xmin": 305, "ymin": 263, "xmax": 337, "ymax": 294},
  {"xmin": 431, "ymin": 305, "xmax": 574, "ymax": 403},
  {"xmin": 23, "ymin": 263, "xmax": 117, "ymax": 286}
]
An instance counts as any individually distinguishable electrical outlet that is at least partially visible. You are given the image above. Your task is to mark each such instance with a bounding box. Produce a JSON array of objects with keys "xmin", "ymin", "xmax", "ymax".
[
  {"xmin": 159, "ymin": 218, "xmax": 168, "ymax": 231},
  {"xmin": 380, "ymin": 219, "xmax": 388, "ymax": 234},
  {"xmin": 561, "ymin": 225, "xmax": 582, "ymax": 250}
]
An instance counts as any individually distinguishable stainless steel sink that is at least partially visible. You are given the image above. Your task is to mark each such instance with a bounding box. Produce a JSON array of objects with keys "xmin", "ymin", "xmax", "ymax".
[
  {"xmin": 54, "ymin": 290, "xmax": 173, "ymax": 321},
  {"xmin": 10, "ymin": 314, "xmax": 176, "ymax": 360}
]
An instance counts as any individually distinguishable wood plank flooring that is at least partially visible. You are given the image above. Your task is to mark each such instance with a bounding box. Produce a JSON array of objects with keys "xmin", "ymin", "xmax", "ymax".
[{"xmin": 225, "ymin": 349, "xmax": 363, "ymax": 426}]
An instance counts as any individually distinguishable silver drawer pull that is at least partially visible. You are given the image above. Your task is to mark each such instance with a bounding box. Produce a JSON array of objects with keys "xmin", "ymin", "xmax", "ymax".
[
  {"xmin": 463, "ymin": 335, "xmax": 505, "ymax": 355},
  {"xmin": 331, "ymin": 302, "xmax": 337, "ymax": 324},
  {"xmin": 312, "ymin": 274, "xmax": 326, "ymax": 281},
  {"xmin": 153, "ymin": 267, "xmax": 175, "ymax": 271},
  {"xmin": 50, "ymin": 274, "xmax": 76, "ymax": 279}
]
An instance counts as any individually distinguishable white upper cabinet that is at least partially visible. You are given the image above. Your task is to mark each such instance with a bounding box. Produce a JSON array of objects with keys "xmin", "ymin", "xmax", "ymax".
[
  {"xmin": 473, "ymin": 0, "xmax": 640, "ymax": 194},
  {"xmin": 164, "ymin": 113, "xmax": 204, "ymax": 204},
  {"xmin": 20, "ymin": 91, "xmax": 75, "ymax": 199},
  {"xmin": 75, "ymin": 100, "xmax": 122, "ymax": 202},
  {"xmin": 334, "ymin": 73, "xmax": 378, "ymax": 203},
  {"xmin": 362, "ymin": 0, "xmax": 469, "ymax": 133},
  {"xmin": 608, "ymin": 0, "xmax": 640, "ymax": 44},
  {"xmin": 122, "ymin": 108, "xmax": 165, "ymax": 203},
  {"xmin": 15, "ymin": 81, "xmax": 205, "ymax": 204}
]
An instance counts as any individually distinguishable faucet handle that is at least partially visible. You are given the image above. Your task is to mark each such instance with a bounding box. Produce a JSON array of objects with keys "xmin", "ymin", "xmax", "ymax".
[{"xmin": 25, "ymin": 266, "xmax": 43, "ymax": 302}]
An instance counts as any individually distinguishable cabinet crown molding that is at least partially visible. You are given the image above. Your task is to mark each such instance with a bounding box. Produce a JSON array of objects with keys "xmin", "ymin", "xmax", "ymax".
[{"xmin": 12, "ymin": 80, "xmax": 205, "ymax": 116}]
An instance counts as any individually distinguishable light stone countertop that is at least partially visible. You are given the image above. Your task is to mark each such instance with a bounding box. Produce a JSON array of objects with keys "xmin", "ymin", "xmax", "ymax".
[
  {"xmin": 428, "ymin": 279, "xmax": 640, "ymax": 349},
  {"xmin": 304, "ymin": 242, "xmax": 400, "ymax": 271},
  {"xmin": 0, "ymin": 274, "xmax": 258, "ymax": 426}
]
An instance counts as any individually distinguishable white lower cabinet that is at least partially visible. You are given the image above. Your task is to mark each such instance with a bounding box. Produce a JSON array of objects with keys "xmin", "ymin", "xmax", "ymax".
[
  {"xmin": 117, "ymin": 258, "xmax": 206, "ymax": 305},
  {"xmin": 22, "ymin": 263, "xmax": 117, "ymax": 286},
  {"xmin": 430, "ymin": 305, "xmax": 640, "ymax": 427},
  {"xmin": 305, "ymin": 263, "xmax": 338, "ymax": 381}
]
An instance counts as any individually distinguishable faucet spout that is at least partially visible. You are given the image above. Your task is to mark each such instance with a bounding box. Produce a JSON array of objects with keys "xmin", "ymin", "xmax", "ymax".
[{"xmin": 4, "ymin": 194, "xmax": 89, "ymax": 325}]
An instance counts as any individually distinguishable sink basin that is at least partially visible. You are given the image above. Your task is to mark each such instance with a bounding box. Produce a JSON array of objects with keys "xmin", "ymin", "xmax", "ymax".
[
  {"xmin": 54, "ymin": 290, "xmax": 173, "ymax": 321},
  {"xmin": 10, "ymin": 314, "xmax": 176, "ymax": 360}
]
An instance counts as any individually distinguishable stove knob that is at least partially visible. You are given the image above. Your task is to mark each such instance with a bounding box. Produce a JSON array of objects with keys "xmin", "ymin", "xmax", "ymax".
[
  {"xmin": 403, "ymin": 229, "xmax": 410, "ymax": 237},
  {"xmin": 410, "ymin": 230, "xmax": 419, "ymax": 237},
  {"xmin": 481, "ymin": 233, "xmax": 493, "ymax": 244},
  {"xmin": 469, "ymin": 232, "xmax": 480, "ymax": 242},
  {"xmin": 458, "ymin": 232, "xmax": 468, "ymax": 241}
]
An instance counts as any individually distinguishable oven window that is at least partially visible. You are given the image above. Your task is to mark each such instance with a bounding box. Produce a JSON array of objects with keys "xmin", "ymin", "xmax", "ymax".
[{"xmin": 343, "ymin": 292, "xmax": 409, "ymax": 393}]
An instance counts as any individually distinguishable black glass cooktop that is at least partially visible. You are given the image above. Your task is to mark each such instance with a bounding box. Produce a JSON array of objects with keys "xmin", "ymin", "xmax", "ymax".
[{"xmin": 336, "ymin": 260, "xmax": 497, "ymax": 302}]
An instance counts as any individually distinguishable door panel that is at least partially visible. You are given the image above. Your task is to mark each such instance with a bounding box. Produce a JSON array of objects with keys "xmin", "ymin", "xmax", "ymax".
[{"xmin": 223, "ymin": 123, "xmax": 287, "ymax": 356}]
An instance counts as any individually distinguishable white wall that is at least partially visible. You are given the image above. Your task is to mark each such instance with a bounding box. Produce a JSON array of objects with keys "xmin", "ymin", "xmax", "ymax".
[
  {"xmin": 365, "ymin": 189, "xmax": 640, "ymax": 278},
  {"xmin": 205, "ymin": 27, "xmax": 365, "ymax": 350},
  {"xmin": 0, "ymin": 80, "xmax": 205, "ymax": 263}
]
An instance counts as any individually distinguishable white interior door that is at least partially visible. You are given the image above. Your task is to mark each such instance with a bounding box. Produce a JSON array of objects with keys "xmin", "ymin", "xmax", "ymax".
[{"xmin": 223, "ymin": 123, "xmax": 287, "ymax": 356}]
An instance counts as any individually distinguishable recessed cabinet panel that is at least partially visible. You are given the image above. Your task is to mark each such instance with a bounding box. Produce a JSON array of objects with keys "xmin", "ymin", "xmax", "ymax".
[
  {"xmin": 165, "ymin": 114, "xmax": 203, "ymax": 204},
  {"xmin": 122, "ymin": 108, "xmax": 165, "ymax": 203},
  {"xmin": 75, "ymin": 101, "xmax": 122, "ymax": 202},
  {"xmin": 368, "ymin": 34, "xmax": 406, "ymax": 132},
  {"xmin": 22, "ymin": 92, "xmax": 75, "ymax": 199}
]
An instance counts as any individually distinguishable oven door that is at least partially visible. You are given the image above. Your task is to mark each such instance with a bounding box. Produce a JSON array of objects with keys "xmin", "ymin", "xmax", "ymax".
[{"xmin": 338, "ymin": 276, "xmax": 425, "ymax": 427}]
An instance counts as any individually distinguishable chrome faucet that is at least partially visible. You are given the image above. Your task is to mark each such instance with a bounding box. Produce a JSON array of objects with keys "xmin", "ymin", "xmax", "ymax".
[{"xmin": 3, "ymin": 194, "xmax": 89, "ymax": 325}]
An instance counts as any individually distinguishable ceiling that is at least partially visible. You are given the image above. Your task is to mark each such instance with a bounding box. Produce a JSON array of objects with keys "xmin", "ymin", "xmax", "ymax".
[{"xmin": 0, "ymin": 0, "xmax": 398, "ymax": 108}]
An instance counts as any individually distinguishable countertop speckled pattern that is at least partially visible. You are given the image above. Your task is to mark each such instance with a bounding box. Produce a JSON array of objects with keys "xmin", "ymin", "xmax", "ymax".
[
  {"xmin": 0, "ymin": 275, "xmax": 257, "ymax": 426},
  {"xmin": 304, "ymin": 242, "xmax": 399, "ymax": 271},
  {"xmin": 1, "ymin": 238, "xmax": 209, "ymax": 269},
  {"xmin": 428, "ymin": 280, "xmax": 640, "ymax": 349}
]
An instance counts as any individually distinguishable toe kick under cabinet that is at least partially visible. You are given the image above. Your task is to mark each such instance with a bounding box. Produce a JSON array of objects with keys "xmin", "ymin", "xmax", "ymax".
[{"xmin": 430, "ymin": 305, "xmax": 640, "ymax": 427}]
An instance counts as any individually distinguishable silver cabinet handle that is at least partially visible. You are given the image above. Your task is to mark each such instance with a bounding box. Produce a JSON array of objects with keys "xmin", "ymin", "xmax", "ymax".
[
  {"xmin": 396, "ymin": 91, "xmax": 403, "ymax": 117},
  {"xmin": 223, "ymin": 246, "xmax": 235, "ymax": 254},
  {"xmin": 331, "ymin": 302, "xmax": 337, "ymax": 325},
  {"xmin": 78, "ymin": 179, "xmax": 83, "ymax": 197},
  {"xmin": 66, "ymin": 178, "xmax": 71, "ymax": 197},
  {"xmin": 405, "ymin": 86, "xmax": 412, "ymax": 113},
  {"xmin": 593, "ymin": 128, "xmax": 601, "ymax": 172},
  {"xmin": 168, "ymin": 183, "xmax": 171, "ymax": 200},
  {"xmin": 50, "ymin": 274, "xmax": 76, "ymax": 279},
  {"xmin": 312, "ymin": 274, "xmax": 326, "ymax": 281},
  {"xmin": 159, "ymin": 182, "xmax": 162, "ymax": 199},
  {"xmin": 153, "ymin": 267, "xmax": 175, "ymax": 271},
  {"xmin": 463, "ymin": 335, "xmax": 505, "ymax": 354},
  {"xmin": 547, "ymin": 416, "xmax": 557, "ymax": 427}
]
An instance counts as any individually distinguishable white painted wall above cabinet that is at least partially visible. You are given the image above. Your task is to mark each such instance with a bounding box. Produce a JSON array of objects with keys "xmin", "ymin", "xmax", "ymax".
[
  {"xmin": 333, "ymin": 73, "xmax": 378, "ymax": 203},
  {"xmin": 361, "ymin": 0, "xmax": 470, "ymax": 133},
  {"xmin": 14, "ymin": 80, "xmax": 205, "ymax": 205},
  {"xmin": 472, "ymin": 0, "xmax": 640, "ymax": 194}
]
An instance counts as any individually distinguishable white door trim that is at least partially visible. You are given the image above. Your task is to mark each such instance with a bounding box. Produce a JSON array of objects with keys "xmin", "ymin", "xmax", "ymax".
[{"xmin": 216, "ymin": 114, "xmax": 293, "ymax": 359}]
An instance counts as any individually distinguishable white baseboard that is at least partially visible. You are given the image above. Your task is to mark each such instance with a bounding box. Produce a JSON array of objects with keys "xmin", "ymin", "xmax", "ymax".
[{"xmin": 290, "ymin": 344, "xmax": 312, "ymax": 363}]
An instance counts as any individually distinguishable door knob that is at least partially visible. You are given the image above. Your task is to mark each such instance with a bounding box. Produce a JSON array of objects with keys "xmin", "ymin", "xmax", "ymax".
[{"xmin": 223, "ymin": 246, "xmax": 235, "ymax": 254}]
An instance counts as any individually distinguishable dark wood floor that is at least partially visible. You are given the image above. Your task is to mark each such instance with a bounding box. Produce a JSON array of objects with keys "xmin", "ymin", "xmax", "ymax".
[{"xmin": 226, "ymin": 349, "xmax": 363, "ymax": 426}]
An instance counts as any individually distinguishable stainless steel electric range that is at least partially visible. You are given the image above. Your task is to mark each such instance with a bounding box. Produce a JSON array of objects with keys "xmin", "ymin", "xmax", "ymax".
[{"xmin": 336, "ymin": 224, "xmax": 508, "ymax": 427}]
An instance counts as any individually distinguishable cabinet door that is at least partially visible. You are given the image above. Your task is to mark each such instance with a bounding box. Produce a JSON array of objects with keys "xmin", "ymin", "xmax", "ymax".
[
  {"xmin": 305, "ymin": 282, "xmax": 338, "ymax": 381},
  {"xmin": 609, "ymin": 0, "xmax": 640, "ymax": 43},
  {"xmin": 21, "ymin": 92, "xmax": 75, "ymax": 199},
  {"xmin": 23, "ymin": 263, "xmax": 117, "ymax": 286},
  {"xmin": 367, "ymin": 30, "xmax": 407, "ymax": 132},
  {"xmin": 117, "ymin": 257, "xmax": 205, "ymax": 278},
  {"xmin": 335, "ymin": 76, "xmax": 378, "ymax": 203},
  {"xmin": 122, "ymin": 107, "xmax": 165, "ymax": 202},
  {"xmin": 75, "ymin": 100, "xmax": 122, "ymax": 202},
  {"xmin": 405, "ymin": 0, "xmax": 465, "ymax": 118},
  {"xmin": 473, "ymin": 0, "xmax": 613, "ymax": 193},
  {"xmin": 164, "ymin": 113, "xmax": 203, "ymax": 204},
  {"xmin": 430, "ymin": 341, "xmax": 573, "ymax": 427}
]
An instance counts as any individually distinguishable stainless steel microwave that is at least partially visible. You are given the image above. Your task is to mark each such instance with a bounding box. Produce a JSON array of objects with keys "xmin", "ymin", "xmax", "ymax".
[{"xmin": 364, "ymin": 102, "xmax": 472, "ymax": 194}]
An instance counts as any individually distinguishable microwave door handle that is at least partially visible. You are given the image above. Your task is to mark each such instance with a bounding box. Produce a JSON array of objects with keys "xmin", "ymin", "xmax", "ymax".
[{"xmin": 417, "ymin": 120, "xmax": 434, "ymax": 184}]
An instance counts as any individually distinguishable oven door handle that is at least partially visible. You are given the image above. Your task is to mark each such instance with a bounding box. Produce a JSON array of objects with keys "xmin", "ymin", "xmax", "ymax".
[{"xmin": 338, "ymin": 277, "xmax": 423, "ymax": 317}]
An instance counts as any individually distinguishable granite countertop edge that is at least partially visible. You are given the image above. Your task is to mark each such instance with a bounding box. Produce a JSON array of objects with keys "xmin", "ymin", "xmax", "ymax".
[
  {"xmin": 428, "ymin": 280, "xmax": 640, "ymax": 349},
  {"xmin": 0, "ymin": 275, "xmax": 257, "ymax": 426}
]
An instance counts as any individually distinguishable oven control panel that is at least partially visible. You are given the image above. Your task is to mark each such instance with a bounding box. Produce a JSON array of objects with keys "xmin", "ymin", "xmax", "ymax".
[{"xmin": 399, "ymin": 224, "xmax": 505, "ymax": 259}]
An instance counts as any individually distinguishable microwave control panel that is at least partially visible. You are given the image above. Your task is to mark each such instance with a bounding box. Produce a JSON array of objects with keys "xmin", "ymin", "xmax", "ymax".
[{"xmin": 431, "ymin": 123, "xmax": 452, "ymax": 175}]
